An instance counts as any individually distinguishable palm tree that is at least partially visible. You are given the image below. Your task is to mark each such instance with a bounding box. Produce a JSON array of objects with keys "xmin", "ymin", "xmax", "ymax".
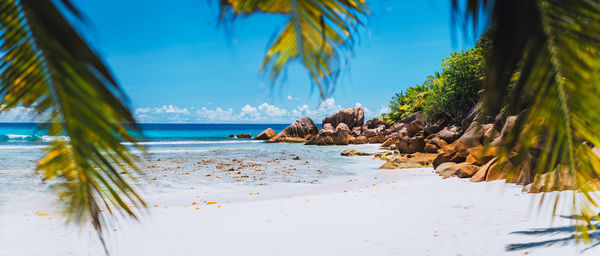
[
  {"xmin": 219, "ymin": 0, "xmax": 369, "ymax": 99},
  {"xmin": 0, "ymin": 0, "xmax": 370, "ymax": 246},
  {"xmin": 0, "ymin": 0, "xmax": 145, "ymax": 245},
  {"xmin": 3, "ymin": 0, "xmax": 599, "ymax": 247},
  {"xmin": 454, "ymin": 0, "xmax": 600, "ymax": 236}
]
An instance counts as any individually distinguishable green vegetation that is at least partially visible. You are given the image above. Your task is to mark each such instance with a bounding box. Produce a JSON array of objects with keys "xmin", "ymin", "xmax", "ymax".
[
  {"xmin": 2, "ymin": 0, "xmax": 599, "ymax": 247},
  {"xmin": 460, "ymin": 0, "xmax": 600, "ymax": 237},
  {"xmin": 383, "ymin": 84, "xmax": 430, "ymax": 123},
  {"xmin": 382, "ymin": 33, "xmax": 490, "ymax": 124}
]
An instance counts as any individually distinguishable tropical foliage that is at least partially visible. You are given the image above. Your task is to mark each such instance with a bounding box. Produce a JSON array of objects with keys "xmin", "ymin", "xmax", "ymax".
[
  {"xmin": 382, "ymin": 33, "xmax": 489, "ymax": 124},
  {"xmin": 3, "ymin": 0, "xmax": 600, "ymax": 248},
  {"xmin": 455, "ymin": 0, "xmax": 600, "ymax": 237},
  {"xmin": 424, "ymin": 34, "xmax": 489, "ymax": 122},
  {"xmin": 382, "ymin": 83, "xmax": 430, "ymax": 123},
  {"xmin": 0, "ymin": 0, "xmax": 144, "ymax": 245},
  {"xmin": 219, "ymin": 0, "xmax": 369, "ymax": 99}
]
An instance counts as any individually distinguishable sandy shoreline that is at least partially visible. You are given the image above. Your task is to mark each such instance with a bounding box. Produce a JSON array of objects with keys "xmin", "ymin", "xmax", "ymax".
[{"xmin": 2, "ymin": 163, "xmax": 599, "ymax": 255}]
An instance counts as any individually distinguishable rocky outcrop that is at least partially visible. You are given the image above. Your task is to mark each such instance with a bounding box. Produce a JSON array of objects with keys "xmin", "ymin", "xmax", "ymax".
[
  {"xmin": 236, "ymin": 133, "xmax": 251, "ymax": 138},
  {"xmin": 379, "ymin": 152, "xmax": 437, "ymax": 169},
  {"xmin": 341, "ymin": 148, "xmax": 372, "ymax": 156},
  {"xmin": 323, "ymin": 107, "xmax": 364, "ymax": 130},
  {"xmin": 435, "ymin": 162, "xmax": 480, "ymax": 179},
  {"xmin": 267, "ymin": 117, "xmax": 318, "ymax": 143},
  {"xmin": 253, "ymin": 128, "xmax": 277, "ymax": 140},
  {"xmin": 306, "ymin": 123, "xmax": 352, "ymax": 145},
  {"xmin": 354, "ymin": 136, "xmax": 368, "ymax": 144},
  {"xmin": 436, "ymin": 125, "xmax": 462, "ymax": 144}
]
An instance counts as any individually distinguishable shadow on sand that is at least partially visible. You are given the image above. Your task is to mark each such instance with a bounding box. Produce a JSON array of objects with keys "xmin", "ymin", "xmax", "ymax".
[{"xmin": 506, "ymin": 215, "xmax": 600, "ymax": 253}]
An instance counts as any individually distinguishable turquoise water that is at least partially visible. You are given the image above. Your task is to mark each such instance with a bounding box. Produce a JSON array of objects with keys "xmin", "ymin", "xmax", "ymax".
[
  {"xmin": 0, "ymin": 123, "xmax": 380, "ymax": 207},
  {"xmin": 0, "ymin": 123, "xmax": 295, "ymax": 142}
]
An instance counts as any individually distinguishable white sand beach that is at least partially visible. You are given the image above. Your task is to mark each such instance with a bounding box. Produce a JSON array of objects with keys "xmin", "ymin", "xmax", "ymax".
[{"xmin": 2, "ymin": 164, "xmax": 598, "ymax": 256}]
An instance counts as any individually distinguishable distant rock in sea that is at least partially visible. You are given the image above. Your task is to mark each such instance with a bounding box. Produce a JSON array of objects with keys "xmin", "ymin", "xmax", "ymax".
[{"xmin": 253, "ymin": 128, "xmax": 277, "ymax": 140}]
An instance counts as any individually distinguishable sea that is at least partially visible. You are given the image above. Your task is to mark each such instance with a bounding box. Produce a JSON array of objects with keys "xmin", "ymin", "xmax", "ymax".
[{"xmin": 0, "ymin": 123, "xmax": 382, "ymax": 207}]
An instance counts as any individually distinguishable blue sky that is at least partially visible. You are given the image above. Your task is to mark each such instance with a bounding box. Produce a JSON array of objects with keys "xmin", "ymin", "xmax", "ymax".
[{"xmin": 2, "ymin": 0, "xmax": 480, "ymax": 123}]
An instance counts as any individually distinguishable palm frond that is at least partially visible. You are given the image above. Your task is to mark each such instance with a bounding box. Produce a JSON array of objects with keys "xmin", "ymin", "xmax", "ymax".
[
  {"xmin": 456, "ymin": 0, "xmax": 600, "ymax": 237},
  {"xmin": 0, "ymin": 0, "xmax": 144, "ymax": 244},
  {"xmin": 220, "ymin": 0, "xmax": 369, "ymax": 99}
]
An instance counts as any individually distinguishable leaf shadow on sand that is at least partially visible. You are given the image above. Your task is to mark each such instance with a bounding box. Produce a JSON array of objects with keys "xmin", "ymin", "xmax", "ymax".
[{"xmin": 506, "ymin": 215, "xmax": 600, "ymax": 253}]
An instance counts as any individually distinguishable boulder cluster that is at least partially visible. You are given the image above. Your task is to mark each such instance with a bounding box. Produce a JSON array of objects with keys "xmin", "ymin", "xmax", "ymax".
[{"xmin": 252, "ymin": 106, "xmax": 537, "ymax": 187}]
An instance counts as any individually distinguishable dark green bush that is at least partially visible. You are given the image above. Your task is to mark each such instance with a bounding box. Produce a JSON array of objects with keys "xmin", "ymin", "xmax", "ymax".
[{"xmin": 383, "ymin": 33, "xmax": 490, "ymax": 124}]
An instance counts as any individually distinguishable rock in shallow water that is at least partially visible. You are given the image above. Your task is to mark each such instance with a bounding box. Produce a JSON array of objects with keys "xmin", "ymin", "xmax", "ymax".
[
  {"xmin": 268, "ymin": 117, "xmax": 318, "ymax": 143},
  {"xmin": 253, "ymin": 128, "xmax": 277, "ymax": 140}
]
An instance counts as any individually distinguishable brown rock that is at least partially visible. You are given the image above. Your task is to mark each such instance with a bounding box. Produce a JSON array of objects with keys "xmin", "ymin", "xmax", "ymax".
[
  {"xmin": 341, "ymin": 148, "xmax": 372, "ymax": 156},
  {"xmin": 435, "ymin": 162, "xmax": 459, "ymax": 178},
  {"xmin": 236, "ymin": 133, "xmax": 251, "ymax": 138},
  {"xmin": 407, "ymin": 120, "xmax": 425, "ymax": 137},
  {"xmin": 424, "ymin": 124, "xmax": 441, "ymax": 135},
  {"xmin": 323, "ymin": 107, "xmax": 364, "ymax": 129},
  {"xmin": 379, "ymin": 152, "xmax": 437, "ymax": 169},
  {"xmin": 351, "ymin": 126, "xmax": 362, "ymax": 137},
  {"xmin": 525, "ymin": 170, "xmax": 575, "ymax": 193},
  {"xmin": 448, "ymin": 122, "xmax": 492, "ymax": 151},
  {"xmin": 268, "ymin": 117, "xmax": 318, "ymax": 143},
  {"xmin": 365, "ymin": 117, "xmax": 387, "ymax": 129},
  {"xmin": 424, "ymin": 143, "xmax": 440, "ymax": 153},
  {"xmin": 490, "ymin": 115, "xmax": 518, "ymax": 147},
  {"xmin": 436, "ymin": 125, "xmax": 462, "ymax": 144},
  {"xmin": 470, "ymin": 157, "xmax": 497, "ymax": 182},
  {"xmin": 466, "ymin": 146, "xmax": 499, "ymax": 165},
  {"xmin": 436, "ymin": 162, "xmax": 480, "ymax": 179},
  {"xmin": 253, "ymin": 128, "xmax": 277, "ymax": 140},
  {"xmin": 432, "ymin": 149, "xmax": 469, "ymax": 168},
  {"xmin": 485, "ymin": 158, "xmax": 512, "ymax": 181},
  {"xmin": 332, "ymin": 123, "xmax": 351, "ymax": 145},
  {"xmin": 395, "ymin": 136, "xmax": 410, "ymax": 153},
  {"xmin": 354, "ymin": 136, "xmax": 368, "ymax": 144},
  {"xmin": 381, "ymin": 138, "xmax": 396, "ymax": 148},
  {"xmin": 306, "ymin": 123, "xmax": 352, "ymax": 145},
  {"xmin": 363, "ymin": 125, "xmax": 386, "ymax": 138},
  {"xmin": 385, "ymin": 112, "xmax": 425, "ymax": 134},
  {"xmin": 368, "ymin": 134, "xmax": 387, "ymax": 143},
  {"xmin": 408, "ymin": 136, "xmax": 426, "ymax": 153}
]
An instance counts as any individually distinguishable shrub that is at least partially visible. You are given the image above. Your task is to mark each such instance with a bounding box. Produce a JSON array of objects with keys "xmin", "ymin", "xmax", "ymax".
[
  {"xmin": 381, "ymin": 84, "xmax": 430, "ymax": 124},
  {"xmin": 383, "ymin": 33, "xmax": 490, "ymax": 124}
]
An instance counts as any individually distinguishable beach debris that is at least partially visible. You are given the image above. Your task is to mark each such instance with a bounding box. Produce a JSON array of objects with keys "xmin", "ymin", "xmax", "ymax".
[{"xmin": 206, "ymin": 202, "xmax": 217, "ymax": 205}]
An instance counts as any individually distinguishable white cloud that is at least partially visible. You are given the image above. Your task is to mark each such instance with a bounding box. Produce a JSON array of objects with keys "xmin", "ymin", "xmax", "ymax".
[
  {"xmin": 133, "ymin": 99, "xmax": 378, "ymax": 123},
  {"xmin": 377, "ymin": 106, "xmax": 391, "ymax": 116},
  {"xmin": 0, "ymin": 105, "xmax": 49, "ymax": 122}
]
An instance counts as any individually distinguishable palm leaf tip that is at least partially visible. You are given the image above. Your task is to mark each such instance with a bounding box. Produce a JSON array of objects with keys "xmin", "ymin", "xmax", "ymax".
[
  {"xmin": 0, "ymin": 0, "xmax": 145, "ymax": 245},
  {"xmin": 221, "ymin": 0, "xmax": 369, "ymax": 99},
  {"xmin": 456, "ymin": 0, "xmax": 600, "ymax": 234}
]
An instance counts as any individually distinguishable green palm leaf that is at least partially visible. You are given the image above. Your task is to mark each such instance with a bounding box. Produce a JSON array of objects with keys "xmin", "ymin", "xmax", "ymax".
[
  {"xmin": 0, "ymin": 0, "xmax": 144, "ymax": 245},
  {"xmin": 220, "ymin": 0, "xmax": 369, "ymax": 99},
  {"xmin": 456, "ymin": 0, "xmax": 600, "ymax": 238}
]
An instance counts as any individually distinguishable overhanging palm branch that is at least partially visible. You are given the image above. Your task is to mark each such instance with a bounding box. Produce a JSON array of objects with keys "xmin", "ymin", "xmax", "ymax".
[
  {"xmin": 0, "ymin": 0, "xmax": 144, "ymax": 245},
  {"xmin": 220, "ymin": 0, "xmax": 369, "ymax": 99},
  {"xmin": 455, "ymin": 0, "xmax": 600, "ymax": 237}
]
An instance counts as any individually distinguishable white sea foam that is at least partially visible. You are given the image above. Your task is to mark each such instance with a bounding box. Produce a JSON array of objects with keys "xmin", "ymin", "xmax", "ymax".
[
  {"xmin": 123, "ymin": 140, "xmax": 264, "ymax": 146},
  {"xmin": 0, "ymin": 145, "xmax": 46, "ymax": 150}
]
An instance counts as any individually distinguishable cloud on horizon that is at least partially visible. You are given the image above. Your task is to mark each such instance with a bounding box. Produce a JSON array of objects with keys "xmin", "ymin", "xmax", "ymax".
[
  {"xmin": 134, "ymin": 98, "xmax": 380, "ymax": 123},
  {"xmin": 0, "ymin": 100, "xmax": 388, "ymax": 124}
]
